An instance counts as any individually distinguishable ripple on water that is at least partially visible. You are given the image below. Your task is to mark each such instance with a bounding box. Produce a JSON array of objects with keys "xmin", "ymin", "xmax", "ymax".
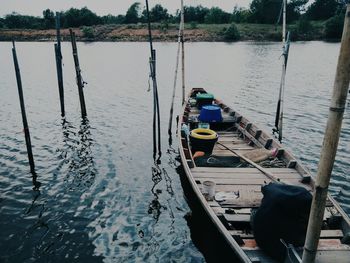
[{"xmin": 0, "ymin": 41, "xmax": 349, "ymax": 262}]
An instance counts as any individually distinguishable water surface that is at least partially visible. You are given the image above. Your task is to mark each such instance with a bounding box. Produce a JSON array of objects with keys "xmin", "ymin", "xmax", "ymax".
[{"xmin": 0, "ymin": 41, "xmax": 349, "ymax": 262}]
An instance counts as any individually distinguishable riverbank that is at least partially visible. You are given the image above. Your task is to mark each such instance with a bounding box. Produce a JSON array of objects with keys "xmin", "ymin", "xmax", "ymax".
[{"xmin": 0, "ymin": 22, "xmax": 328, "ymax": 42}]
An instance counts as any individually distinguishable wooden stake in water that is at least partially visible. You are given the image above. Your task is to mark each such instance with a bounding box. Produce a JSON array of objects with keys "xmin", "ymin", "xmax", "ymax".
[
  {"xmin": 55, "ymin": 12, "xmax": 65, "ymax": 117},
  {"xmin": 69, "ymin": 29, "xmax": 87, "ymax": 118},
  {"xmin": 12, "ymin": 41, "xmax": 36, "ymax": 175},
  {"xmin": 180, "ymin": 0, "xmax": 185, "ymax": 105},
  {"xmin": 302, "ymin": 6, "xmax": 350, "ymax": 263}
]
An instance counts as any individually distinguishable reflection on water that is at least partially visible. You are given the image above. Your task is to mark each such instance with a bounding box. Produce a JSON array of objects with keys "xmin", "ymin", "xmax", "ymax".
[
  {"xmin": 0, "ymin": 41, "xmax": 349, "ymax": 262},
  {"xmin": 61, "ymin": 118, "xmax": 96, "ymax": 190}
]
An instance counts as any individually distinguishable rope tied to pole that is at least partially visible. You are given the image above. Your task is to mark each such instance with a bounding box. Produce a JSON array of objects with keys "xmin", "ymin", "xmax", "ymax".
[
  {"xmin": 168, "ymin": 2, "xmax": 184, "ymax": 146},
  {"xmin": 145, "ymin": 0, "xmax": 162, "ymax": 163}
]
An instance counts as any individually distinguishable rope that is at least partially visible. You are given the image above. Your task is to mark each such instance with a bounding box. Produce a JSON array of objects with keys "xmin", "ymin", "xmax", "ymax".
[
  {"xmin": 275, "ymin": 0, "xmax": 284, "ymax": 26},
  {"xmin": 168, "ymin": 10, "xmax": 183, "ymax": 146},
  {"xmin": 145, "ymin": 0, "xmax": 162, "ymax": 163}
]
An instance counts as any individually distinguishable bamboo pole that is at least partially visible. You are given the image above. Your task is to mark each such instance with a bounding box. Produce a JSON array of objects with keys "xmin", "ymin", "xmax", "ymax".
[
  {"xmin": 302, "ymin": 6, "xmax": 350, "ymax": 263},
  {"xmin": 55, "ymin": 12, "xmax": 65, "ymax": 117},
  {"xmin": 168, "ymin": 3, "xmax": 185, "ymax": 145},
  {"xmin": 181, "ymin": 0, "xmax": 185, "ymax": 105},
  {"xmin": 12, "ymin": 41, "xmax": 36, "ymax": 175},
  {"xmin": 282, "ymin": 0, "xmax": 286, "ymax": 43},
  {"xmin": 69, "ymin": 29, "xmax": 87, "ymax": 118}
]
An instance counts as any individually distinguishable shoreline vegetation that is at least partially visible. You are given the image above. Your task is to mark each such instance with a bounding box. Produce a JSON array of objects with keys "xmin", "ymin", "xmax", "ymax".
[
  {"xmin": 0, "ymin": 22, "xmax": 336, "ymax": 42},
  {"xmin": 0, "ymin": 0, "xmax": 345, "ymax": 42}
]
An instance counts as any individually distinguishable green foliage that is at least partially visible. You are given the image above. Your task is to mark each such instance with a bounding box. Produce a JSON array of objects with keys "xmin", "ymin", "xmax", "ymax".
[
  {"xmin": 62, "ymin": 7, "xmax": 101, "ymax": 27},
  {"xmin": 306, "ymin": 0, "xmax": 342, "ymax": 21},
  {"xmin": 183, "ymin": 5, "xmax": 209, "ymax": 23},
  {"xmin": 287, "ymin": 0, "xmax": 308, "ymax": 22},
  {"xmin": 4, "ymin": 12, "xmax": 43, "ymax": 29},
  {"xmin": 249, "ymin": 0, "xmax": 282, "ymax": 23},
  {"xmin": 324, "ymin": 14, "xmax": 344, "ymax": 39},
  {"xmin": 223, "ymin": 23, "xmax": 240, "ymax": 41},
  {"xmin": 81, "ymin": 26, "xmax": 94, "ymax": 38},
  {"xmin": 147, "ymin": 4, "xmax": 169, "ymax": 22},
  {"xmin": 296, "ymin": 17, "xmax": 313, "ymax": 34},
  {"xmin": 160, "ymin": 20, "xmax": 169, "ymax": 32},
  {"xmin": 204, "ymin": 7, "xmax": 231, "ymax": 24},
  {"xmin": 231, "ymin": 6, "xmax": 251, "ymax": 23},
  {"xmin": 42, "ymin": 9, "xmax": 55, "ymax": 29},
  {"xmin": 249, "ymin": 0, "xmax": 306, "ymax": 24},
  {"xmin": 125, "ymin": 2, "xmax": 141, "ymax": 23},
  {"xmin": 190, "ymin": 21, "xmax": 198, "ymax": 29},
  {"xmin": 101, "ymin": 14, "xmax": 125, "ymax": 24}
]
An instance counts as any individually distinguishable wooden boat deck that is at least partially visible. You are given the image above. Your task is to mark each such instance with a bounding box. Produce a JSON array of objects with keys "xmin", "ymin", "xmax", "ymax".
[{"xmin": 179, "ymin": 88, "xmax": 350, "ymax": 263}]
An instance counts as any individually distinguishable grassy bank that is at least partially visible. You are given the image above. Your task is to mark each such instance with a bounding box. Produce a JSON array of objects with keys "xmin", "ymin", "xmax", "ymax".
[{"xmin": 0, "ymin": 22, "xmax": 329, "ymax": 42}]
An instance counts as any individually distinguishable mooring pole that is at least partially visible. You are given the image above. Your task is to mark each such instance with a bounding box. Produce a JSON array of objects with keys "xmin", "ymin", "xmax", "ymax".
[
  {"xmin": 181, "ymin": 0, "xmax": 185, "ymax": 105},
  {"xmin": 69, "ymin": 29, "xmax": 87, "ymax": 118},
  {"xmin": 55, "ymin": 12, "xmax": 65, "ymax": 117},
  {"xmin": 12, "ymin": 41, "xmax": 36, "ymax": 175},
  {"xmin": 282, "ymin": 0, "xmax": 287, "ymax": 43},
  {"xmin": 302, "ymin": 6, "xmax": 350, "ymax": 263}
]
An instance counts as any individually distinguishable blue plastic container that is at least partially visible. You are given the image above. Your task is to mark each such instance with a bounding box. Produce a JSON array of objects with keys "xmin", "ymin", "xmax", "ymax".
[{"xmin": 199, "ymin": 105, "xmax": 222, "ymax": 123}]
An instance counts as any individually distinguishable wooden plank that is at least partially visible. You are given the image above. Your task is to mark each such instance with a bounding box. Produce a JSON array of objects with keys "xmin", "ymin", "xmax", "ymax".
[
  {"xmin": 195, "ymin": 177, "xmax": 307, "ymax": 187},
  {"xmin": 229, "ymin": 230, "xmax": 343, "ymax": 240},
  {"xmin": 193, "ymin": 172, "xmax": 301, "ymax": 180},
  {"xmin": 214, "ymin": 184, "xmax": 261, "ymax": 192},
  {"xmin": 192, "ymin": 167, "xmax": 302, "ymax": 178},
  {"xmin": 223, "ymin": 214, "xmax": 251, "ymax": 223},
  {"xmin": 319, "ymin": 230, "xmax": 344, "ymax": 239},
  {"xmin": 229, "ymin": 230, "xmax": 254, "ymax": 239},
  {"xmin": 242, "ymin": 239, "xmax": 350, "ymax": 251}
]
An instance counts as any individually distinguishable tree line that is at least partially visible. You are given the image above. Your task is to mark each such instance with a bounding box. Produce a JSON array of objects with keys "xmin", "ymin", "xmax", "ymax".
[{"xmin": 0, "ymin": 0, "xmax": 346, "ymax": 38}]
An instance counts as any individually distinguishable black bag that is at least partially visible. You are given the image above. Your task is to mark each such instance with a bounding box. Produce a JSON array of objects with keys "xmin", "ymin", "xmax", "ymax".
[{"xmin": 252, "ymin": 183, "xmax": 312, "ymax": 262}]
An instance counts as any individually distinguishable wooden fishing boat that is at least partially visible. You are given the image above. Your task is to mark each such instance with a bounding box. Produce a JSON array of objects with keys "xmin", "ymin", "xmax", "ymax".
[{"xmin": 178, "ymin": 88, "xmax": 350, "ymax": 263}]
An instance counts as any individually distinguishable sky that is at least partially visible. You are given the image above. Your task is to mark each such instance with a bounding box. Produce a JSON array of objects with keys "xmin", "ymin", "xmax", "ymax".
[{"xmin": 0, "ymin": 0, "xmax": 251, "ymax": 17}]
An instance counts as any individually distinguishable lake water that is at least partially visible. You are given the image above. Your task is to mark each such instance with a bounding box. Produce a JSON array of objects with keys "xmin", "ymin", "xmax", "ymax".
[{"xmin": 0, "ymin": 41, "xmax": 349, "ymax": 262}]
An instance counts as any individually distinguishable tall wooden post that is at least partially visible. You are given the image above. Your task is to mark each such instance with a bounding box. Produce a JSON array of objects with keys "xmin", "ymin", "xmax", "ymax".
[
  {"xmin": 69, "ymin": 29, "xmax": 87, "ymax": 118},
  {"xmin": 282, "ymin": 0, "xmax": 287, "ymax": 43},
  {"xmin": 12, "ymin": 41, "xmax": 36, "ymax": 175},
  {"xmin": 181, "ymin": 0, "xmax": 185, "ymax": 105},
  {"xmin": 302, "ymin": 6, "xmax": 350, "ymax": 263},
  {"xmin": 55, "ymin": 12, "xmax": 65, "ymax": 117}
]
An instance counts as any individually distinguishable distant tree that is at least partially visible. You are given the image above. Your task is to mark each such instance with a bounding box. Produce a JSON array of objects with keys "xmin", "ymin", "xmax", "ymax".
[
  {"xmin": 183, "ymin": 5, "xmax": 209, "ymax": 23},
  {"xmin": 249, "ymin": 0, "xmax": 306, "ymax": 24},
  {"xmin": 63, "ymin": 7, "xmax": 101, "ymax": 27},
  {"xmin": 125, "ymin": 2, "xmax": 141, "ymax": 23},
  {"xmin": 296, "ymin": 16, "xmax": 313, "ymax": 34},
  {"xmin": 231, "ymin": 6, "xmax": 252, "ymax": 23},
  {"xmin": 324, "ymin": 14, "xmax": 344, "ymax": 39},
  {"xmin": 204, "ymin": 7, "xmax": 231, "ymax": 24},
  {"xmin": 306, "ymin": 0, "xmax": 342, "ymax": 20},
  {"xmin": 42, "ymin": 9, "xmax": 55, "ymax": 29},
  {"xmin": 149, "ymin": 4, "xmax": 169, "ymax": 22},
  {"xmin": 0, "ymin": 18, "xmax": 4, "ymax": 28},
  {"xmin": 101, "ymin": 14, "xmax": 125, "ymax": 24},
  {"xmin": 223, "ymin": 22, "xmax": 240, "ymax": 41},
  {"xmin": 287, "ymin": 0, "xmax": 308, "ymax": 22},
  {"xmin": 249, "ymin": 0, "xmax": 281, "ymax": 23},
  {"xmin": 4, "ymin": 12, "xmax": 43, "ymax": 29}
]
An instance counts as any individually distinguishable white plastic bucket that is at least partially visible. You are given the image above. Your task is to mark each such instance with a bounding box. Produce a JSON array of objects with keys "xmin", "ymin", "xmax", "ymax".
[{"xmin": 203, "ymin": 180, "xmax": 216, "ymax": 201}]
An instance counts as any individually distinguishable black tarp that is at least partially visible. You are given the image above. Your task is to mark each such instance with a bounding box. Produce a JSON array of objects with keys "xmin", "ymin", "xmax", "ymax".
[{"xmin": 252, "ymin": 183, "xmax": 312, "ymax": 262}]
